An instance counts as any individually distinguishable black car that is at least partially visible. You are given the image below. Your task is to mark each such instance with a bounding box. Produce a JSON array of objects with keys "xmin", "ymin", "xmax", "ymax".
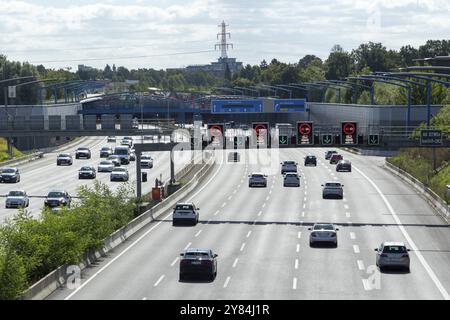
[
  {"xmin": 304, "ymin": 155, "xmax": 317, "ymax": 166},
  {"xmin": 75, "ymin": 147, "xmax": 91, "ymax": 159},
  {"xmin": 0, "ymin": 167, "xmax": 20, "ymax": 183},
  {"xmin": 78, "ymin": 166, "xmax": 96, "ymax": 179},
  {"xmin": 44, "ymin": 190, "xmax": 71, "ymax": 208},
  {"xmin": 179, "ymin": 248, "xmax": 218, "ymax": 281},
  {"xmin": 100, "ymin": 146, "xmax": 113, "ymax": 158},
  {"xmin": 325, "ymin": 150, "xmax": 338, "ymax": 160},
  {"xmin": 336, "ymin": 160, "xmax": 352, "ymax": 172}
]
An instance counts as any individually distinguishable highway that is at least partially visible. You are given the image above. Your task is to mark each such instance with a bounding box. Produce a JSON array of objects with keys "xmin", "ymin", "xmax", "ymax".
[
  {"xmin": 46, "ymin": 147, "xmax": 450, "ymax": 300},
  {"xmin": 0, "ymin": 135, "xmax": 191, "ymax": 223}
]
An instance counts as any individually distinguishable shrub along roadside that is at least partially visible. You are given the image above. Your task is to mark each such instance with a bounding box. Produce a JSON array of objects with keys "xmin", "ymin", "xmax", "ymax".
[{"xmin": 0, "ymin": 181, "xmax": 136, "ymax": 299}]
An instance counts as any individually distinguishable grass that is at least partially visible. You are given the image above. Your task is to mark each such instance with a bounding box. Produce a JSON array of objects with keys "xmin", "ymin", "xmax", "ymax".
[{"xmin": 0, "ymin": 138, "xmax": 25, "ymax": 163}]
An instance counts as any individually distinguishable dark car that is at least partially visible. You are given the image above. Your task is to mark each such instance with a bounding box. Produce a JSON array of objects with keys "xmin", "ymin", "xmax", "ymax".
[
  {"xmin": 75, "ymin": 147, "xmax": 91, "ymax": 159},
  {"xmin": 44, "ymin": 190, "xmax": 71, "ymax": 208},
  {"xmin": 56, "ymin": 153, "xmax": 73, "ymax": 166},
  {"xmin": 304, "ymin": 155, "xmax": 317, "ymax": 166},
  {"xmin": 100, "ymin": 146, "xmax": 113, "ymax": 158},
  {"xmin": 179, "ymin": 248, "xmax": 218, "ymax": 281},
  {"xmin": 336, "ymin": 160, "xmax": 352, "ymax": 172},
  {"xmin": 0, "ymin": 167, "xmax": 20, "ymax": 183},
  {"xmin": 325, "ymin": 150, "xmax": 338, "ymax": 160},
  {"xmin": 329, "ymin": 154, "xmax": 343, "ymax": 164},
  {"xmin": 78, "ymin": 166, "xmax": 96, "ymax": 179}
]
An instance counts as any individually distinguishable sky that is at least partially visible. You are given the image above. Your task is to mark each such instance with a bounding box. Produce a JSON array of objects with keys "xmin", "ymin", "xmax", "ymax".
[{"xmin": 1, "ymin": 0, "xmax": 449, "ymax": 71}]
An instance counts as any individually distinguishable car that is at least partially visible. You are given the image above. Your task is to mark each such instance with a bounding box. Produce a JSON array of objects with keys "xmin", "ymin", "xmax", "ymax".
[
  {"xmin": 75, "ymin": 147, "xmax": 91, "ymax": 159},
  {"xmin": 100, "ymin": 146, "xmax": 113, "ymax": 158},
  {"xmin": 0, "ymin": 168, "xmax": 20, "ymax": 183},
  {"xmin": 121, "ymin": 139, "xmax": 133, "ymax": 148},
  {"xmin": 283, "ymin": 173, "xmax": 300, "ymax": 187},
  {"xmin": 78, "ymin": 166, "xmax": 96, "ymax": 179},
  {"xmin": 322, "ymin": 182, "xmax": 344, "ymax": 199},
  {"xmin": 329, "ymin": 154, "xmax": 343, "ymax": 164},
  {"xmin": 107, "ymin": 136, "xmax": 116, "ymax": 143},
  {"xmin": 110, "ymin": 167, "xmax": 129, "ymax": 181},
  {"xmin": 129, "ymin": 151, "xmax": 136, "ymax": 162},
  {"xmin": 228, "ymin": 151, "xmax": 240, "ymax": 162},
  {"xmin": 304, "ymin": 155, "xmax": 317, "ymax": 166},
  {"xmin": 280, "ymin": 161, "xmax": 298, "ymax": 174},
  {"xmin": 179, "ymin": 248, "xmax": 218, "ymax": 281},
  {"xmin": 172, "ymin": 203, "xmax": 199, "ymax": 226},
  {"xmin": 336, "ymin": 160, "xmax": 352, "ymax": 172},
  {"xmin": 140, "ymin": 155, "xmax": 153, "ymax": 168},
  {"xmin": 375, "ymin": 242, "xmax": 410, "ymax": 272},
  {"xmin": 107, "ymin": 155, "xmax": 121, "ymax": 167},
  {"xmin": 113, "ymin": 146, "xmax": 131, "ymax": 164},
  {"xmin": 97, "ymin": 160, "xmax": 115, "ymax": 172},
  {"xmin": 325, "ymin": 150, "xmax": 338, "ymax": 160},
  {"xmin": 56, "ymin": 153, "xmax": 73, "ymax": 166},
  {"xmin": 5, "ymin": 190, "xmax": 29, "ymax": 208},
  {"xmin": 309, "ymin": 223, "xmax": 339, "ymax": 247},
  {"xmin": 248, "ymin": 173, "xmax": 268, "ymax": 187},
  {"xmin": 44, "ymin": 190, "xmax": 71, "ymax": 208}
]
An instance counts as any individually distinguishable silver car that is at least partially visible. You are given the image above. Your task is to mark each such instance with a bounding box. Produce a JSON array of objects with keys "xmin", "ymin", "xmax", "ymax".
[
  {"xmin": 110, "ymin": 167, "xmax": 129, "ymax": 182},
  {"xmin": 5, "ymin": 190, "xmax": 29, "ymax": 208},
  {"xmin": 375, "ymin": 242, "xmax": 411, "ymax": 272},
  {"xmin": 309, "ymin": 223, "xmax": 339, "ymax": 247},
  {"xmin": 283, "ymin": 173, "xmax": 300, "ymax": 187},
  {"xmin": 98, "ymin": 160, "xmax": 115, "ymax": 172},
  {"xmin": 248, "ymin": 173, "xmax": 268, "ymax": 187},
  {"xmin": 322, "ymin": 182, "xmax": 344, "ymax": 199},
  {"xmin": 172, "ymin": 202, "xmax": 199, "ymax": 226},
  {"xmin": 140, "ymin": 155, "xmax": 154, "ymax": 168}
]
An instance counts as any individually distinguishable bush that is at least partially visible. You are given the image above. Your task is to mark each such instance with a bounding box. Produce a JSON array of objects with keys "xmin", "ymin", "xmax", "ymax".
[{"xmin": 0, "ymin": 247, "xmax": 27, "ymax": 300}]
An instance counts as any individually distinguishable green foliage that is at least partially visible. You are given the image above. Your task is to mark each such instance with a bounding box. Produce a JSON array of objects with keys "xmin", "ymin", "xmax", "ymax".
[
  {"xmin": 0, "ymin": 247, "xmax": 27, "ymax": 300},
  {"xmin": 0, "ymin": 137, "xmax": 25, "ymax": 162},
  {"xmin": 0, "ymin": 181, "xmax": 136, "ymax": 299}
]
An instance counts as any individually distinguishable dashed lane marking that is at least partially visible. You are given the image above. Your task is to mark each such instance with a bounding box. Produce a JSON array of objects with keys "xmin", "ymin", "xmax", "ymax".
[
  {"xmin": 357, "ymin": 260, "xmax": 365, "ymax": 271},
  {"xmin": 293, "ymin": 278, "xmax": 298, "ymax": 290},
  {"xmin": 170, "ymin": 257, "xmax": 179, "ymax": 267},
  {"xmin": 296, "ymin": 244, "xmax": 300, "ymax": 253},
  {"xmin": 240, "ymin": 243, "xmax": 246, "ymax": 251},
  {"xmin": 246, "ymin": 230, "xmax": 252, "ymax": 238},
  {"xmin": 195, "ymin": 230, "xmax": 202, "ymax": 237},
  {"xmin": 350, "ymin": 232, "xmax": 356, "ymax": 240},
  {"xmin": 184, "ymin": 242, "xmax": 192, "ymax": 250},
  {"xmin": 154, "ymin": 275, "xmax": 165, "ymax": 287},
  {"xmin": 224, "ymin": 276, "xmax": 231, "ymax": 288},
  {"xmin": 353, "ymin": 245, "xmax": 360, "ymax": 254},
  {"xmin": 232, "ymin": 258, "xmax": 239, "ymax": 268},
  {"xmin": 295, "ymin": 259, "xmax": 299, "ymax": 269},
  {"xmin": 298, "ymin": 232, "xmax": 302, "ymax": 239}
]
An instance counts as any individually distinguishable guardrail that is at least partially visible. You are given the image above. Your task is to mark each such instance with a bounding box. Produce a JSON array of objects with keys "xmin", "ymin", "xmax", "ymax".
[
  {"xmin": 385, "ymin": 161, "xmax": 449, "ymax": 224},
  {"xmin": 21, "ymin": 151, "xmax": 216, "ymax": 300}
]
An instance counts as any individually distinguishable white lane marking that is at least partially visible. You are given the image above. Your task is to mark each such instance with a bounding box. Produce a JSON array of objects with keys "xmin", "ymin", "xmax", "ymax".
[
  {"xmin": 301, "ymin": 211, "xmax": 305, "ymax": 217},
  {"xmin": 357, "ymin": 260, "xmax": 365, "ymax": 271},
  {"xmin": 346, "ymin": 212, "xmax": 351, "ymax": 218},
  {"xmin": 343, "ymin": 198, "xmax": 348, "ymax": 202},
  {"xmin": 237, "ymin": 184, "xmax": 241, "ymax": 188},
  {"xmin": 331, "ymin": 173, "xmax": 335, "ymax": 176},
  {"xmin": 333, "ymin": 177, "xmax": 338, "ymax": 180},
  {"xmin": 304, "ymin": 185, "xmax": 308, "ymax": 190},
  {"xmin": 304, "ymin": 181, "xmax": 307, "ymax": 185},
  {"xmin": 298, "ymin": 232, "xmax": 302, "ymax": 239},
  {"xmin": 258, "ymin": 211, "xmax": 262, "ymax": 216},
  {"xmin": 269, "ymin": 190, "xmax": 272, "ymax": 195},
  {"xmin": 184, "ymin": 242, "xmax": 192, "ymax": 250},
  {"xmin": 362, "ymin": 279, "xmax": 371, "ymax": 291},
  {"xmin": 232, "ymin": 258, "xmax": 239, "ymax": 268},
  {"xmin": 293, "ymin": 278, "xmax": 298, "ymax": 290},
  {"xmin": 142, "ymin": 297, "xmax": 147, "ymax": 300},
  {"xmin": 262, "ymin": 203, "xmax": 266, "ymax": 208},
  {"xmin": 246, "ymin": 230, "xmax": 252, "ymax": 238},
  {"xmin": 240, "ymin": 243, "xmax": 246, "ymax": 251},
  {"xmin": 344, "ymin": 204, "xmax": 349, "ymax": 210},
  {"xmin": 223, "ymin": 276, "xmax": 231, "ymax": 288},
  {"xmin": 304, "ymin": 197, "xmax": 307, "ymax": 202},
  {"xmin": 295, "ymin": 259, "xmax": 299, "ymax": 269},
  {"xmin": 154, "ymin": 275, "xmax": 165, "ymax": 287},
  {"xmin": 64, "ymin": 160, "xmax": 223, "ymax": 300},
  {"xmin": 214, "ymin": 210, "xmax": 219, "ymax": 216},
  {"xmin": 303, "ymin": 203, "xmax": 306, "ymax": 209},
  {"xmin": 296, "ymin": 244, "xmax": 300, "ymax": 253},
  {"xmin": 304, "ymin": 191, "xmax": 307, "ymax": 196},
  {"xmin": 354, "ymin": 165, "xmax": 450, "ymax": 300},
  {"xmin": 350, "ymin": 232, "xmax": 356, "ymax": 240},
  {"xmin": 353, "ymin": 245, "xmax": 360, "ymax": 253},
  {"xmin": 266, "ymin": 196, "xmax": 270, "ymax": 201},
  {"xmin": 170, "ymin": 257, "xmax": 179, "ymax": 267},
  {"xmin": 222, "ymin": 202, "xmax": 227, "ymax": 208},
  {"xmin": 228, "ymin": 196, "xmax": 232, "ymax": 200},
  {"xmin": 233, "ymin": 190, "xmax": 237, "ymax": 194},
  {"xmin": 195, "ymin": 230, "xmax": 202, "ymax": 237},
  {"xmin": 240, "ymin": 179, "xmax": 244, "ymax": 184}
]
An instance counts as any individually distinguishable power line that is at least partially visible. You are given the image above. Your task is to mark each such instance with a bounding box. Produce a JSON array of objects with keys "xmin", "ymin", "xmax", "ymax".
[{"xmin": 29, "ymin": 49, "xmax": 217, "ymax": 64}]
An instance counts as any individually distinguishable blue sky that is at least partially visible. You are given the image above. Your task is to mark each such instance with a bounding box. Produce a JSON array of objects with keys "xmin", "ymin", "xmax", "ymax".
[{"xmin": 1, "ymin": 0, "xmax": 449, "ymax": 71}]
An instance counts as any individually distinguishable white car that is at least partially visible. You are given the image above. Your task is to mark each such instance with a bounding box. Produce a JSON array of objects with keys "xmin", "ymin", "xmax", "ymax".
[
  {"xmin": 281, "ymin": 161, "xmax": 298, "ymax": 174},
  {"xmin": 98, "ymin": 160, "xmax": 115, "ymax": 172},
  {"xmin": 309, "ymin": 223, "xmax": 339, "ymax": 247},
  {"xmin": 283, "ymin": 173, "xmax": 300, "ymax": 187},
  {"xmin": 110, "ymin": 167, "xmax": 129, "ymax": 182},
  {"xmin": 172, "ymin": 203, "xmax": 199, "ymax": 226},
  {"xmin": 140, "ymin": 155, "xmax": 153, "ymax": 168},
  {"xmin": 322, "ymin": 182, "xmax": 344, "ymax": 199},
  {"xmin": 248, "ymin": 173, "xmax": 268, "ymax": 187},
  {"xmin": 5, "ymin": 190, "xmax": 29, "ymax": 208}
]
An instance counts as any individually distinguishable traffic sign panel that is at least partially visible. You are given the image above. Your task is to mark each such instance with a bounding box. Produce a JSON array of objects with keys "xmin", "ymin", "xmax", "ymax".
[
  {"xmin": 279, "ymin": 135, "xmax": 289, "ymax": 145},
  {"xmin": 368, "ymin": 134, "xmax": 380, "ymax": 146},
  {"xmin": 296, "ymin": 121, "xmax": 313, "ymax": 145},
  {"xmin": 321, "ymin": 134, "xmax": 333, "ymax": 145},
  {"xmin": 341, "ymin": 122, "xmax": 358, "ymax": 145},
  {"xmin": 420, "ymin": 130, "xmax": 442, "ymax": 146}
]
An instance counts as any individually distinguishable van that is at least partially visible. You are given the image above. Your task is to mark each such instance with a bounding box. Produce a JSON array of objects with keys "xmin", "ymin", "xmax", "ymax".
[{"xmin": 113, "ymin": 146, "xmax": 131, "ymax": 164}]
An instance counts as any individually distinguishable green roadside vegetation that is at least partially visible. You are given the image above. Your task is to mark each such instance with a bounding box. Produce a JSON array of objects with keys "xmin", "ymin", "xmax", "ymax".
[
  {"xmin": 0, "ymin": 138, "xmax": 25, "ymax": 163},
  {"xmin": 0, "ymin": 181, "xmax": 136, "ymax": 299},
  {"xmin": 387, "ymin": 105, "xmax": 450, "ymax": 202}
]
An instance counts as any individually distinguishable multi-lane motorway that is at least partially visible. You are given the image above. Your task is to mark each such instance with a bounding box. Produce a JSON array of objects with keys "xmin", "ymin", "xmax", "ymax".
[
  {"xmin": 0, "ymin": 136, "xmax": 190, "ymax": 223},
  {"xmin": 43, "ymin": 147, "xmax": 450, "ymax": 300}
]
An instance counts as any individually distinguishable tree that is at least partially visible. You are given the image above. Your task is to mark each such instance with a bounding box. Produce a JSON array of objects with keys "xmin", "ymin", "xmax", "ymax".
[
  {"xmin": 224, "ymin": 63, "xmax": 231, "ymax": 81},
  {"xmin": 260, "ymin": 59, "xmax": 268, "ymax": 69},
  {"xmin": 298, "ymin": 55, "xmax": 323, "ymax": 69},
  {"xmin": 325, "ymin": 45, "xmax": 354, "ymax": 80}
]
